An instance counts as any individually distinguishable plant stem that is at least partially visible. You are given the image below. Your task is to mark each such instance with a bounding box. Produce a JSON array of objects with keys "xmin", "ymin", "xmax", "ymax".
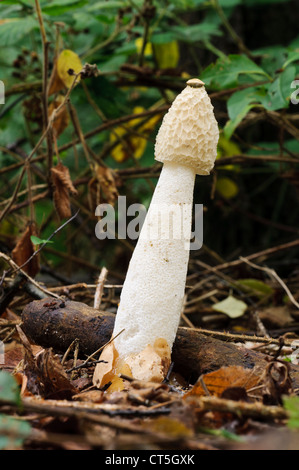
[{"xmin": 34, "ymin": 0, "xmax": 53, "ymax": 186}]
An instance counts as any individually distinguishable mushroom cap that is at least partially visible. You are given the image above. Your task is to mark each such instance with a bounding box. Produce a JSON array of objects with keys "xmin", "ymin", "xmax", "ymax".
[{"xmin": 155, "ymin": 78, "xmax": 219, "ymax": 175}]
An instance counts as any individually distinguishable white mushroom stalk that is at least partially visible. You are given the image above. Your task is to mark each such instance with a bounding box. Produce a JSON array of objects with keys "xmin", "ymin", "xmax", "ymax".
[{"xmin": 93, "ymin": 78, "xmax": 219, "ymax": 388}]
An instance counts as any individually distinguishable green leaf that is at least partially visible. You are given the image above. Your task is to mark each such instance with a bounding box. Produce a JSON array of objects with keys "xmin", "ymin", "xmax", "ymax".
[
  {"xmin": 30, "ymin": 235, "xmax": 53, "ymax": 245},
  {"xmin": 212, "ymin": 295, "xmax": 248, "ymax": 318},
  {"xmin": 236, "ymin": 279, "xmax": 274, "ymax": 297},
  {"xmin": 87, "ymin": 1, "xmax": 128, "ymax": 11},
  {"xmin": 282, "ymin": 51, "xmax": 299, "ymax": 70},
  {"xmin": 224, "ymin": 86, "xmax": 265, "ymax": 138},
  {"xmin": 224, "ymin": 67, "xmax": 296, "ymax": 138},
  {"xmin": 42, "ymin": 0, "xmax": 88, "ymax": 16},
  {"xmin": 283, "ymin": 396, "xmax": 299, "ymax": 429},
  {"xmin": 201, "ymin": 54, "xmax": 269, "ymax": 90},
  {"xmin": 170, "ymin": 22, "xmax": 222, "ymax": 43},
  {"xmin": 0, "ymin": 17, "xmax": 37, "ymax": 46},
  {"xmin": 262, "ymin": 66, "xmax": 296, "ymax": 111},
  {"xmin": 244, "ymin": 0, "xmax": 291, "ymax": 5},
  {"xmin": 0, "ymin": 371, "xmax": 20, "ymax": 406},
  {"xmin": 0, "ymin": 415, "xmax": 31, "ymax": 450}
]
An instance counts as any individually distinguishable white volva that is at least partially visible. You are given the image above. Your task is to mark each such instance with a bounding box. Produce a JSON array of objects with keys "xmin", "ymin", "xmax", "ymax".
[{"xmin": 94, "ymin": 79, "xmax": 219, "ymax": 385}]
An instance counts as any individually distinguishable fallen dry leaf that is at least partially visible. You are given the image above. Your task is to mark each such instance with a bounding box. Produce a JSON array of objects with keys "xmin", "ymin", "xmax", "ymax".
[
  {"xmin": 184, "ymin": 365, "xmax": 261, "ymax": 399},
  {"xmin": 16, "ymin": 326, "xmax": 77, "ymax": 399}
]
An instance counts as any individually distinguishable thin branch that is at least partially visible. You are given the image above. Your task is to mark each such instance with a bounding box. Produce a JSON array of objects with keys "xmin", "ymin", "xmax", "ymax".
[
  {"xmin": 240, "ymin": 256, "xmax": 299, "ymax": 310},
  {"xmin": 0, "ymin": 252, "xmax": 61, "ymax": 299},
  {"xmin": 200, "ymin": 239, "xmax": 299, "ymax": 273},
  {"xmin": 0, "ymin": 72, "xmax": 80, "ymax": 225},
  {"xmin": 34, "ymin": 0, "xmax": 53, "ymax": 183},
  {"xmin": 94, "ymin": 267, "xmax": 108, "ymax": 309}
]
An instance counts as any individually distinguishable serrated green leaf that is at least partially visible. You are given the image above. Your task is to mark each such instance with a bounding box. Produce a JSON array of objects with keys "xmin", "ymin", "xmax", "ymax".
[
  {"xmin": 262, "ymin": 66, "xmax": 296, "ymax": 111},
  {"xmin": 0, "ymin": 17, "xmax": 37, "ymax": 46},
  {"xmin": 42, "ymin": 0, "xmax": 88, "ymax": 16},
  {"xmin": 170, "ymin": 22, "xmax": 222, "ymax": 43},
  {"xmin": 87, "ymin": 1, "xmax": 128, "ymax": 11},
  {"xmin": 201, "ymin": 54, "xmax": 269, "ymax": 90},
  {"xmin": 224, "ymin": 86, "xmax": 265, "ymax": 138}
]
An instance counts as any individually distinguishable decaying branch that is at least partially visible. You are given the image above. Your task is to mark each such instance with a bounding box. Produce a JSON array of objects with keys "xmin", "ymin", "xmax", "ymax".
[{"xmin": 21, "ymin": 298, "xmax": 299, "ymax": 388}]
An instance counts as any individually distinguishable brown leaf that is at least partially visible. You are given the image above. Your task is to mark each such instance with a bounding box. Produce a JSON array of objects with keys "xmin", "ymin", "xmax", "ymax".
[
  {"xmin": 142, "ymin": 416, "xmax": 193, "ymax": 438},
  {"xmin": 184, "ymin": 365, "xmax": 261, "ymax": 399},
  {"xmin": 16, "ymin": 325, "xmax": 77, "ymax": 399},
  {"xmin": 11, "ymin": 222, "xmax": 40, "ymax": 277},
  {"xmin": 48, "ymin": 60, "xmax": 65, "ymax": 96},
  {"xmin": 91, "ymin": 164, "xmax": 119, "ymax": 207},
  {"xmin": 261, "ymin": 359, "xmax": 293, "ymax": 406},
  {"xmin": 51, "ymin": 162, "xmax": 78, "ymax": 219},
  {"xmin": 48, "ymin": 95, "xmax": 70, "ymax": 137}
]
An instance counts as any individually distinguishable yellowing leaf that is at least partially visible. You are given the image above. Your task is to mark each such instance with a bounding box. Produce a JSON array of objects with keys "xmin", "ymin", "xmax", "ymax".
[
  {"xmin": 217, "ymin": 134, "xmax": 241, "ymax": 157},
  {"xmin": 154, "ymin": 41, "xmax": 180, "ymax": 69},
  {"xmin": 110, "ymin": 107, "xmax": 162, "ymax": 163},
  {"xmin": 216, "ymin": 135, "xmax": 241, "ymax": 171},
  {"xmin": 57, "ymin": 49, "xmax": 82, "ymax": 89},
  {"xmin": 0, "ymin": 19, "xmax": 18, "ymax": 25},
  {"xmin": 212, "ymin": 295, "xmax": 247, "ymax": 319},
  {"xmin": 143, "ymin": 416, "xmax": 193, "ymax": 438},
  {"xmin": 135, "ymin": 38, "xmax": 153, "ymax": 57},
  {"xmin": 185, "ymin": 366, "xmax": 260, "ymax": 398},
  {"xmin": 216, "ymin": 177, "xmax": 239, "ymax": 199}
]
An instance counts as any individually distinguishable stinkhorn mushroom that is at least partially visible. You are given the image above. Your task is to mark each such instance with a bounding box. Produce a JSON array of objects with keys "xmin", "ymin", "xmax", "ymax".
[{"xmin": 93, "ymin": 78, "xmax": 219, "ymax": 389}]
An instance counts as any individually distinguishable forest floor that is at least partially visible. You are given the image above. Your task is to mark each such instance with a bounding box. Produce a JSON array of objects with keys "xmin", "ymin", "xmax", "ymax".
[{"xmin": 1, "ymin": 247, "xmax": 299, "ymax": 451}]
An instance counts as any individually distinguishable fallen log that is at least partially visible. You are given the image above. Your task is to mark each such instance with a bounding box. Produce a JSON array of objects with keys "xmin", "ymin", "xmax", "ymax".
[{"xmin": 21, "ymin": 298, "xmax": 299, "ymax": 387}]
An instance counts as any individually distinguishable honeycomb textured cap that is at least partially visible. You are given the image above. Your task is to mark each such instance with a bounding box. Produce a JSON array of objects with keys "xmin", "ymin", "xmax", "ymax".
[{"xmin": 155, "ymin": 81, "xmax": 219, "ymax": 175}]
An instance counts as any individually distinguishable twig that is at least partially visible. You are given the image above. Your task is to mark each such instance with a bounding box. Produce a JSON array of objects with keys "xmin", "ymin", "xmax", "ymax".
[
  {"xmin": 37, "ymin": 105, "xmax": 170, "ymax": 161},
  {"xmin": 194, "ymin": 395, "xmax": 288, "ymax": 421},
  {"xmin": 34, "ymin": 0, "xmax": 53, "ymax": 184},
  {"xmin": 70, "ymin": 328, "xmax": 125, "ymax": 372},
  {"xmin": 240, "ymin": 256, "xmax": 299, "ymax": 310},
  {"xmin": 0, "ymin": 252, "xmax": 61, "ymax": 299},
  {"xmin": 94, "ymin": 267, "xmax": 108, "ymax": 309},
  {"xmin": 0, "ymin": 72, "xmax": 80, "ymax": 225},
  {"xmin": 0, "ymin": 165, "xmax": 27, "ymax": 223},
  {"xmin": 189, "ymin": 326, "xmax": 295, "ymax": 347},
  {"xmin": 61, "ymin": 338, "xmax": 79, "ymax": 366},
  {"xmin": 203, "ymin": 239, "xmax": 299, "ymax": 273}
]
